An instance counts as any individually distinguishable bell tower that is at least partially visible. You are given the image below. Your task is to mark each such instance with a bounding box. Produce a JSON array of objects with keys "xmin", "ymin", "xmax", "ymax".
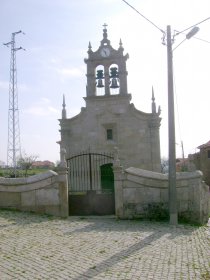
[
  {"xmin": 85, "ymin": 24, "xmax": 129, "ymax": 97},
  {"xmin": 60, "ymin": 24, "xmax": 161, "ymax": 172}
]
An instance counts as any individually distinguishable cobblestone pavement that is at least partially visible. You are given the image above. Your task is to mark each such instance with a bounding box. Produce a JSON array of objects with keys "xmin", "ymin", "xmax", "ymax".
[{"xmin": 0, "ymin": 210, "xmax": 209, "ymax": 280}]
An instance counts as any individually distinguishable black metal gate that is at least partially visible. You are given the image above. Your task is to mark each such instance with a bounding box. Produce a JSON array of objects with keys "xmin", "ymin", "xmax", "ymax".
[{"xmin": 67, "ymin": 152, "xmax": 115, "ymax": 215}]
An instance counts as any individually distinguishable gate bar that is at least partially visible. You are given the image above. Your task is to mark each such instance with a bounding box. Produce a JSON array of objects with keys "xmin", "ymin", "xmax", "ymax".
[{"xmin": 89, "ymin": 153, "xmax": 92, "ymax": 190}]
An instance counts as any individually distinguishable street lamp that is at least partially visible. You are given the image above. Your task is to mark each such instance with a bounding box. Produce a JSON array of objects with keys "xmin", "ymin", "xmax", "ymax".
[{"xmin": 167, "ymin": 25, "xmax": 199, "ymax": 226}]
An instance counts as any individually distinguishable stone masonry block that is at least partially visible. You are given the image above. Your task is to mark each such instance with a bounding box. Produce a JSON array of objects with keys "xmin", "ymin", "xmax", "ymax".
[
  {"xmin": 177, "ymin": 187, "xmax": 188, "ymax": 201},
  {"xmin": 36, "ymin": 188, "xmax": 59, "ymax": 206},
  {"xmin": 160, "ymin": 189, "xmax": 168, "ymax": 202},
  {"xmin": 0, "ymin": 192, "xmax": 20, "ymax": 207},
  {"xmin": 178, "ymin": 200, "xmax": 189, "ymax": 212},
  {"xmin": 21, "ymin": 191, "xmax": 36, "ymax": 207}
]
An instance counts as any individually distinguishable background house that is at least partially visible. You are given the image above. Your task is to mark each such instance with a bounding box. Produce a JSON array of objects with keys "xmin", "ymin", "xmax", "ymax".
[
  {"xmin": 189, "ymin": 140, "xmax": 210, "ymax": 186},
  {"xmin": 31, "ymin": 160, "xmax": 55, "ymax": 169}
]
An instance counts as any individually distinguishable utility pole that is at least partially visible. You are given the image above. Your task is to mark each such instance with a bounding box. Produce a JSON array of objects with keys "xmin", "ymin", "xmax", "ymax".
[
  {"xmin": 167, "ymin": 25, "xmax": 178, "ymax": 225},
  {"xmin": 4, "ymin": 30, "xmax": 25, "ymax": 177},
  {"xmin": 121, "ymin": 0, "xmax": 205, "ymax": 226},
  {"xmin": 166, "ymin": 25, "xmax": 200, "ymax": 225}
]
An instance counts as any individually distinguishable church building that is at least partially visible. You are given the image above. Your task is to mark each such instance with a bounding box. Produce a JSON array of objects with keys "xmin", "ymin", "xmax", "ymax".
[{"xmin": 59, "ymin": 25, "xmax": 161, "ymax": 172}]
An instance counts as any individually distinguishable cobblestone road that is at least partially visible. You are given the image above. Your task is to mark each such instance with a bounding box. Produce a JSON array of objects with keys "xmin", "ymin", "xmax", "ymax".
[{"xmin": 0, "ymin": 210, "xmax": 209, "ymax": 280}]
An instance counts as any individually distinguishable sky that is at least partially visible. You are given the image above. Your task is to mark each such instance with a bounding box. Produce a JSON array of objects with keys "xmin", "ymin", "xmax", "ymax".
[{"xmin": 0, "ymin": 0, "xmax": 210, "ymax": 164}]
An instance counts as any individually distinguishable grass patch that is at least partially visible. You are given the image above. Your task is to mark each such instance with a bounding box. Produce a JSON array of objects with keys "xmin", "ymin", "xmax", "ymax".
[{"xmin": 0, "ymin": 167, "xmax": 52, "ymax": 178}]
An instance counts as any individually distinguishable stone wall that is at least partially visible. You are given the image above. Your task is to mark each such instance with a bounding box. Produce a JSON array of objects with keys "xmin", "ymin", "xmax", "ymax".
[
  {"xmin": 0, "ymin": 168, "xmax": 68, "ymax": 217},
  {"xmin": 113, "ymin": 165, "xmax": 209, "ymax": 225}
]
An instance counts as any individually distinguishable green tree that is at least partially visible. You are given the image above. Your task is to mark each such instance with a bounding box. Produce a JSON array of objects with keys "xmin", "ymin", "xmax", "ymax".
[{"xmin": 18, "ymin": 153, "xmax": 38, "ymax": 177}]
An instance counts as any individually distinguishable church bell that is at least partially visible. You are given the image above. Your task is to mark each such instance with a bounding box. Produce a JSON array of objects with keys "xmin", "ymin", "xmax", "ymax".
[
  {"xmin": 110, "ymin": 67, "xmax": 119, "ymax": 88},
  {"xmin": 110, "ymin": 78, "xmax": 119, "ymax": 88},
  {"xmin": 96, "ymin": 69, "xmax": 104, "ymax": 88},
  {"xmin": 97, "ymin": 79, "xmax": 104, "ymax": 88}
]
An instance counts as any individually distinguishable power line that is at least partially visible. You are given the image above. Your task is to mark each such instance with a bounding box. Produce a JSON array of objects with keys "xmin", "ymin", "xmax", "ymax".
[
  {"xmin": 174, "ymin": 30, "xmax": 210, "ymax": 45},
  {"xmin": 174, "ymin": 18, "xmax": 210, "ymax": 46},
  {"xmin": 193, "ymin": 36, "xmax": 210, "ymax": 44},
  {"xmin": 176, "ymin": 17, "xmax": 210, "ymax": 34},
  {"xmin": 122, "ymin": 0, "xmax": 210, "ymax": 44},
  {"xmin": 121, "ymin": 0, "xmax": 165, "ymax": 34}
]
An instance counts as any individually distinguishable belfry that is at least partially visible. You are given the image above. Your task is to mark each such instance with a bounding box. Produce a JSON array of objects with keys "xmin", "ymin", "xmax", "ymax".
[
  {"xmin": 59, "ymin": 25, "xmax": 161, "ymax": 171},
  {"xmin": 85, "ymin": 23, "xmax": 128, "ymax": 97}
]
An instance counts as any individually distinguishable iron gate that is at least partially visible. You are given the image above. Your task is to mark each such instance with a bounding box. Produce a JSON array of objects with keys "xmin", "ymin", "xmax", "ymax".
[{"xmin": 67, "ymin": 152, "xmax": 115, "ymax": 215}]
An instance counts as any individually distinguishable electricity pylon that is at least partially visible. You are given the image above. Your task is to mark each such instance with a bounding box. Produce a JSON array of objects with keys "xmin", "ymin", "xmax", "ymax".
[{"xmin": 4, "ymin": 30, "xmax": 25, "ymax": 177}]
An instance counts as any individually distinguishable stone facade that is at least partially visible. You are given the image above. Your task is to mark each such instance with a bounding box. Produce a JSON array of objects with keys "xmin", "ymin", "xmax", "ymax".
[{"xmin": 59, "ymin": 26, "xmax": 161, "ymax": 171}]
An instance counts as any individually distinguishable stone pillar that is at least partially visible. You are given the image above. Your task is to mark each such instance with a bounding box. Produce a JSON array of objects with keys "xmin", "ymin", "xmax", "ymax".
[
  {"xmin": 57, "ymin": 148, "xmax": 69, "ymax": 217},
  {"xmin": 149, "ymin": 117, "xmax": 161, "ymax": 172},
  {"xmin": 104, "ymin": 65, "xmax": 110, "ymax": 96},
  {"xmin": 117, "ymin": 53, "xmax": 129, "ymax": 96},
  {"xmin": 113, "ymin": 147, "xmax": 125, "ymax": 218}
]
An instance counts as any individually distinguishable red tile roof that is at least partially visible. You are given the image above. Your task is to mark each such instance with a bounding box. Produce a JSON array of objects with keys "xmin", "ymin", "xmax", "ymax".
[{"xmin": 32, "ymin": 161, "xmax": 55, "ymax": 167}]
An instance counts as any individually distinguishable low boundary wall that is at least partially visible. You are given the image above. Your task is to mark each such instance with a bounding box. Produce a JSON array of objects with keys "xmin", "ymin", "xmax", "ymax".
[
  {"xmin": 113, "ymin": 164, "xmax": 209, "ymax": 225},
  {"xmin": 0, "ymin": 167, "xmax": 68, "ymax": 217},
  {"xmin": 1, "ymin": 146, "xmax": 209, "ymax": 224}
]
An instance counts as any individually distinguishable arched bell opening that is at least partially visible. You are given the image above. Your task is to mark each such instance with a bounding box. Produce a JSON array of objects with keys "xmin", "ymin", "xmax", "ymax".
[
  {"xmin": 109, "ymin": 64, "xmax": 120, "ymax": 95},
  {"xmin": 95, "ymin": 65, "xmax": 105, "ymax": 96}
]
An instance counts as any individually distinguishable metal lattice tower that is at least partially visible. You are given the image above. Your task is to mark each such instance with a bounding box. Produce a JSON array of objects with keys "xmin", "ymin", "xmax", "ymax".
[{"xmin": 4, "ymin": 30, "xmax": 25, "ymax": 176}]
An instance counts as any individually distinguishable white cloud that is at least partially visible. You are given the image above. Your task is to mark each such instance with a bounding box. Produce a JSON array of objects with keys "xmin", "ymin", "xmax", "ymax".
[
  {"xmin": 29, "ymin": 46, "xmax": 46, "ymax": 54},
  {"xmin": 24, "ymin": 106, "xmax": 59, "ymax": 117},
  {"xmin": 56, "ymin": 67, "xmax": 84, "ymax": 78},
  {"xmin": 19, "ymin": 83, "xmax": 30, "ymax": 92},
  {"xmin": 40, "ymin": 97, "xmax": 51, "ymax": 104},
  {"xmin": 48, "ymin": 106, "xmax": 59, "ymax": 113},
  {"xmin": 0, "ymin": 81, "xmax": 29, "ymax": 92},
  {"xmin": 22, "ymin": 133, "xmax": 41, "ymax": 140},
  {"xmin": 0, "ymin": 81, "xmax": 9, "ymax": 90},
  {"xmin": 23, "ymin": 98, "xmax": 59, "ymax": 117},
  {"xmin": 49, "ymin": 57, "xmax": 62, "ymax": 64}
]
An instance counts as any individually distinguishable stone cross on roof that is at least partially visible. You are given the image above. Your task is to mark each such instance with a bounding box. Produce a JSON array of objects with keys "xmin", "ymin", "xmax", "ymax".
[{"xmin": 103, "ymin": 23, "xmax": 108, "ymax": 29}]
